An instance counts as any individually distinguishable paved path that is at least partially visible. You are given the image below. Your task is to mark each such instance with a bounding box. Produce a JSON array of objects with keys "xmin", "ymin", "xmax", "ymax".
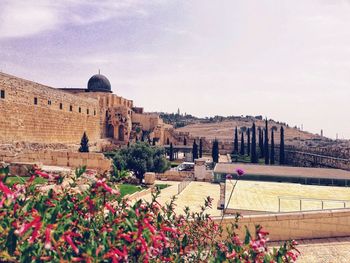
[
  {"xmin": 139, "ymin": 180, "xmax": 221, "ymax": 216},
  {"xmin": 270, "ymin": 237, "xmax": 350, "ymax": 262}
]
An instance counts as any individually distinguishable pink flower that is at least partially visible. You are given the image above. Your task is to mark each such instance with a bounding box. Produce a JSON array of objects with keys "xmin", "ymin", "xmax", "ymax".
[
  {"xmin": 44, "ymin": 225, "xmax": 53, "ymax": 250},
  {"xmin": 0, "ymin": 181, "xmax": 15, "ymax": 200},
  {"xmin": 96, "ymin": 179, "xmax": 119, "ymax": 195},
  {"xmin": 34, "ymin": 170, "xmax": 50, "ymax": 179},
  {"xmin": 105, "ymin": 203, "xmax": 116, "ymax": 213},
  {"xmin": 226, "ymin": 250, "xmax": 236, "ymax": 259},
  {"xmin": 64, "ymin": 233, "xmax": 79, "ymax": 254},
  {"xmin": 236, "ymin": 168, "xmax": 245, "ymax": 177},
  {"xmin": 226, "ymin": 174, "xmax": 233, "ymax": 179},
  {"xmin": 15, "ymin": 215, "xmax": 41, "ymax": 236}
]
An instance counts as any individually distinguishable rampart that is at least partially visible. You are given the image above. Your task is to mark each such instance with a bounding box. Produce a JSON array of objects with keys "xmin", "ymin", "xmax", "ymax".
[
  {"xmin": 0, "ymin": 151, "xmax": 111, "ymax": 172},
  {"xmin": 0, "ymin": 73, "xmax": 100, "ymax": 144}
]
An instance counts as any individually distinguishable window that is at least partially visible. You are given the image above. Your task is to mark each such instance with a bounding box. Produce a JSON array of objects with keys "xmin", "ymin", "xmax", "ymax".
[
  {"xmin": 79, "ymin": 107, "xmax": 81, "ymax": 113},
  {"xmin": 48, "ymin": 100, "xmax": 51, "ymax": 105},
  {"xmin": 59, "ymin": 103, "xmax": 63, "ymax": 110},
  {"xmin": 94, "ymin": 110, "xmax": 96, "ymax": 116},
  {"xmin": 87, "ymin": 109, "xmax": 89, "ymax": 115},
  {"xmin": 34, "ymin": 97, "xmax": 38, "ymax": 105},
  {"xmin": 0, "ymin": 90, "xmax": 5, "ymax": 99},
  {"xmin": 70, "ymin": 105, "xmax": 73, "ymax": 112}
]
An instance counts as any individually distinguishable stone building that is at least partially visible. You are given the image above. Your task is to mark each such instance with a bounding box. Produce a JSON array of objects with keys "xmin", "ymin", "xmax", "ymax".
[{"xmin": 0, "ymin": 72, "xmax": 170, "ymax": 151}]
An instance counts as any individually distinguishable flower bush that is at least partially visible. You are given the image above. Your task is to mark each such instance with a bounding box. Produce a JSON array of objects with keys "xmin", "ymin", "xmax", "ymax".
[{"xmin": 0, "ymin": 166, "xmax": 299, "ymax": 262}]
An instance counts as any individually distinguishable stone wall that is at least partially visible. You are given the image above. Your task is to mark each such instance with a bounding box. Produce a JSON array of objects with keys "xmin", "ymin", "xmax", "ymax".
[
  {"xmin": 216, "ymin": 209, "xmax": 350, "ymax": 241},
  {"xmin": 156, "ymin": 170, "xmax": 194, "ymax": 181},
  {"xmin": 0, "ymin": 73, "xmax": 100, "ymax": 144},
  {"xmin": 0, "ymin": 151, "xmax": 111, "ymax": 172}
]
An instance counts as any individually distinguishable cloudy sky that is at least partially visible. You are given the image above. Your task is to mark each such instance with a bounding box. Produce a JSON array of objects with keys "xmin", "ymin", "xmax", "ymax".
[{"xmin": 1, "ymin": 0, "xmax": 350, "ymax": 139}]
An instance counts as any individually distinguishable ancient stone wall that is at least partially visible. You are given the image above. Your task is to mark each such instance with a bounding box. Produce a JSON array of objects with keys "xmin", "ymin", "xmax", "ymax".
[
  {"xmin": 0, "ymin": 150, "xmax": 111, "ymax": 172},
  {"xmin": 0, "ymin": 73, "xmax": 100, "ymax": 144}
]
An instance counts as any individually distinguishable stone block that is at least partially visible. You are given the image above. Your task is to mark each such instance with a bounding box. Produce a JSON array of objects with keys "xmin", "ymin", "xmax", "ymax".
[{"xmin": 144, "ymin": 172, "xmax": 156, "ymax": 185}]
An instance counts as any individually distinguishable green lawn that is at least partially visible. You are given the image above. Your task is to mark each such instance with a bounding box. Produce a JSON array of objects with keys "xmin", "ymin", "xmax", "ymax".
[
  {"xmin": 118, "ymin": 184, "xmax": 144, "ymax": 198},
  {"xmin": 4, "ymin": 176, "xmax": 47, "ymax": 186}
]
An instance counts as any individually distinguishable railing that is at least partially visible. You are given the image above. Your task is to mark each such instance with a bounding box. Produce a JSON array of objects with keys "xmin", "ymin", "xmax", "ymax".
[
  {"xmin": 178, "ymin": 180, "xmax": 191, "ymax": 195},
  {"xmin": 278, "ymin": 196, "xmax": 350, "ymax": 212}
]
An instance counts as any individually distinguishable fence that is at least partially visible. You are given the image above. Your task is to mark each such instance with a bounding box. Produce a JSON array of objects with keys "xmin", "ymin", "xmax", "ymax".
[
  {"xmin": 178, "ymin": 180, "xmax": 191, "ymax": 195},
  {"xmin": 278, "ymin": 196, "xmax": 350, "ymax": 212}
]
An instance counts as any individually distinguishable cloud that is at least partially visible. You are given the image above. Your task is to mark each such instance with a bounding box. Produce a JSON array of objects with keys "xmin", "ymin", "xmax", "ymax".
[{"xmin": 0, "ymin": 0, "xmax": 164, "ymax": 39}]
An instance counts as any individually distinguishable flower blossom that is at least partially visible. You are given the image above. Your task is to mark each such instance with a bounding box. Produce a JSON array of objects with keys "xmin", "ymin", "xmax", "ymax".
[
  {"xmin": 0, "ymin": 181, "xmax": 15, "ymax": 200},
  {"xmin": 236, "ymin": 168, "xmax": 245, "ymax": 177}
]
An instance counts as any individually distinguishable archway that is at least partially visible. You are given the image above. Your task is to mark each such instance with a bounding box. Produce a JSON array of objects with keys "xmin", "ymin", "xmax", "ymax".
[
  {"xmin": 118, "ymin": 125, "xmax": 124, "ymax": 141},
  {"xmin": 107, "ymin": 124, "xmax": 114, "ymax": 138}
]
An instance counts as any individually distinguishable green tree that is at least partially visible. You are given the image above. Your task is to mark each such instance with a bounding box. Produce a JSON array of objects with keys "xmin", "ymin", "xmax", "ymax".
[
  {"xmin": 169, "ymin": 143, "xmax": 174, "ymax": 161},
  {"xmin": 280, "ymin": 126, "xmax": 285, "ymax": 165},
  {"xmin": 247, "ymin": 128, "xmax": 251, "ymax": 156},
  {"xmin": 233, "ymin": 127, "xmax": 239, "ymax": 154},
  {"xmin": 112, "ymin": 142, "xmax": 170, "ymax": 184},
  {"xmin": 251, "ymin": 123, "xmax": 258, "ymax": 163},
  {"xmin": 192, "ymin": 140, "xmax": 199, "ymax": 161},
  {"xmin": 264, "ymin": 119, "xmax": 269, "ymax": 165},
  {"xmin": 240, "ymin": 132, "xmax": 245, "ymax": 155},
  {"xmin": 258, "ymin": 128, "xmax": 264, "ymax": 158},
  {"xmin": 270, "ymin": 129, "xmax": 275, "ymax": 165},
  {"xmin": 212, "ymin": 139, "xmax": 219, "ymax": 163},
  {"xmin": 199, "ymin": 138, "xmax": 203, "ymax": 158},
  {"xmin": 78, "ymin": 132, "xmax": 89, "ymax": 153}
]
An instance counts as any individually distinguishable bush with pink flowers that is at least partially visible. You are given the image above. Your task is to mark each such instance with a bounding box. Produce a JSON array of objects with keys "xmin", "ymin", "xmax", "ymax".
[{"xmin": 0, "ymin": 166, "xmax": 299, "ymax": 262}]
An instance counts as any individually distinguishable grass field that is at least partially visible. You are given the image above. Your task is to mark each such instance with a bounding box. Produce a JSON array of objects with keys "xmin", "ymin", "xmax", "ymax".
[{"xmin": 118, "ymin": 184, "xmax": 144, "ymax": 198}]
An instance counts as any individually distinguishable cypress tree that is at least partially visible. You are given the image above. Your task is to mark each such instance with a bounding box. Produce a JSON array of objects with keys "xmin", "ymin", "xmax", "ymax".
[
  {"xmin": 251, "ymin": 123, "xmax": 258, "ymax": 163},
  {"xmin": 270, "ymin": 129, "xmax": 275, "ymax": 165},
  {"xmin": 79, "ymin": 132, "xmax": 89, "ymax": 152},
  {"xmin": 247, "ymin": 128, "xmax": 251, "ymax": 156},
  {"xmin": 264, "ymin": 119, "xmax": 269, "ymax": 165},
  {"xmin": 233, "ymin": 127, "xmax": 239, "ymax": 154},
  {"xmin": 240, "ymin": 132, "xmax": 245, "ymax": 155},
  {"xmin": 258, "ymin": 128, "xmax": 264, "ymax": 158},
  {"xmin": 280, "ymin": 126, "xmax": 285, "ymax": 165},
  {"xmin": 192, "ymin": 140, "xmax": 199, "ymax": 161},
  {"xmin": 169, "ymin": 143, "xmax": 174, "ymax": 161},
  {"xmin": 212, "ymin": 139, "xmax": 219, "ymax": 163},
  {"xmin": 199, "ymin": 138, "xmax": 203, "ymax": 158}
]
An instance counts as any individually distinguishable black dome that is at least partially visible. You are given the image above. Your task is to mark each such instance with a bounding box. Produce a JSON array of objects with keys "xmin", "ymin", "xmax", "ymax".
[{"xmin": 87, "ymin": 74, "xmax": 112, "ymax": 92}]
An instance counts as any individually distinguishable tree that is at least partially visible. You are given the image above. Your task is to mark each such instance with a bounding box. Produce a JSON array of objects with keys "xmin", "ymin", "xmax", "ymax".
[
  {"xmin": 258, "ymin": 128, "xmax": 264, "ymax": 158},
  {"xmin": 192, "ymin": 140, "xmax": 199, "ymax": 161},
  {"xmin": 233, "ymin": 127, "xmax": 239, "ymax": 154},
  {"xmin": 169, "ymin": 143, "xmax": 174, "ymax": 162},
  {"xmin": 199, "ymin": 139, "xmax": 203, "ymax": 158},
  {"xmin": 251, "ymin": 123, "xmax": 258, "ymax": 163},
  {"xmin": 79, "ymin": 132, "xmax": 89, "ymax": 152},
  {"xmin": 112, "ymin": 142, "xmax": 170, "ymax": 184},
  {"xmin": 212, "ymin": 139, "xmax": 219, "ymax": 163},
  {"xmin": 247, "ymin": 128, "xmax": 251, "ymax": 156},
  {"xmin": 264, "ymin": 119, "xmax": 269, "ymax": 165},
  {"xmin": 280, "ymin": 126, "xmax": 285, "ymax": 165},
  {"xmin": 184, "ymin": 137, "xmax": 187, "ymax": 145},
  {"xmin": 240, "ymin": 132, "xmax": 245, "ymax": 155},
  {"xmin": 270, "ymin": 129, "xmax": 275, "ymax": 165}
]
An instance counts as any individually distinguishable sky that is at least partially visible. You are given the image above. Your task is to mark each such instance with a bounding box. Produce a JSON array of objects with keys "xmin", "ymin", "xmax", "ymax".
[{"xmin": 1, "ymin": 0, "xmax": 350, "ymax": 139}]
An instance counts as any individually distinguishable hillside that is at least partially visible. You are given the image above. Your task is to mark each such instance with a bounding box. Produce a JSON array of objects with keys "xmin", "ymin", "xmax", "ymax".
[{"xmin": 175, "ymin": 119, "xmax": 322, "ymax": 146}]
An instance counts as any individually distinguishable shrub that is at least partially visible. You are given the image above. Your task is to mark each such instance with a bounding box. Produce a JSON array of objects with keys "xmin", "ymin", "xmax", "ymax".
[{"xmin": 0, "ymin": 167, "xmax": 299, "ymax": 262}]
